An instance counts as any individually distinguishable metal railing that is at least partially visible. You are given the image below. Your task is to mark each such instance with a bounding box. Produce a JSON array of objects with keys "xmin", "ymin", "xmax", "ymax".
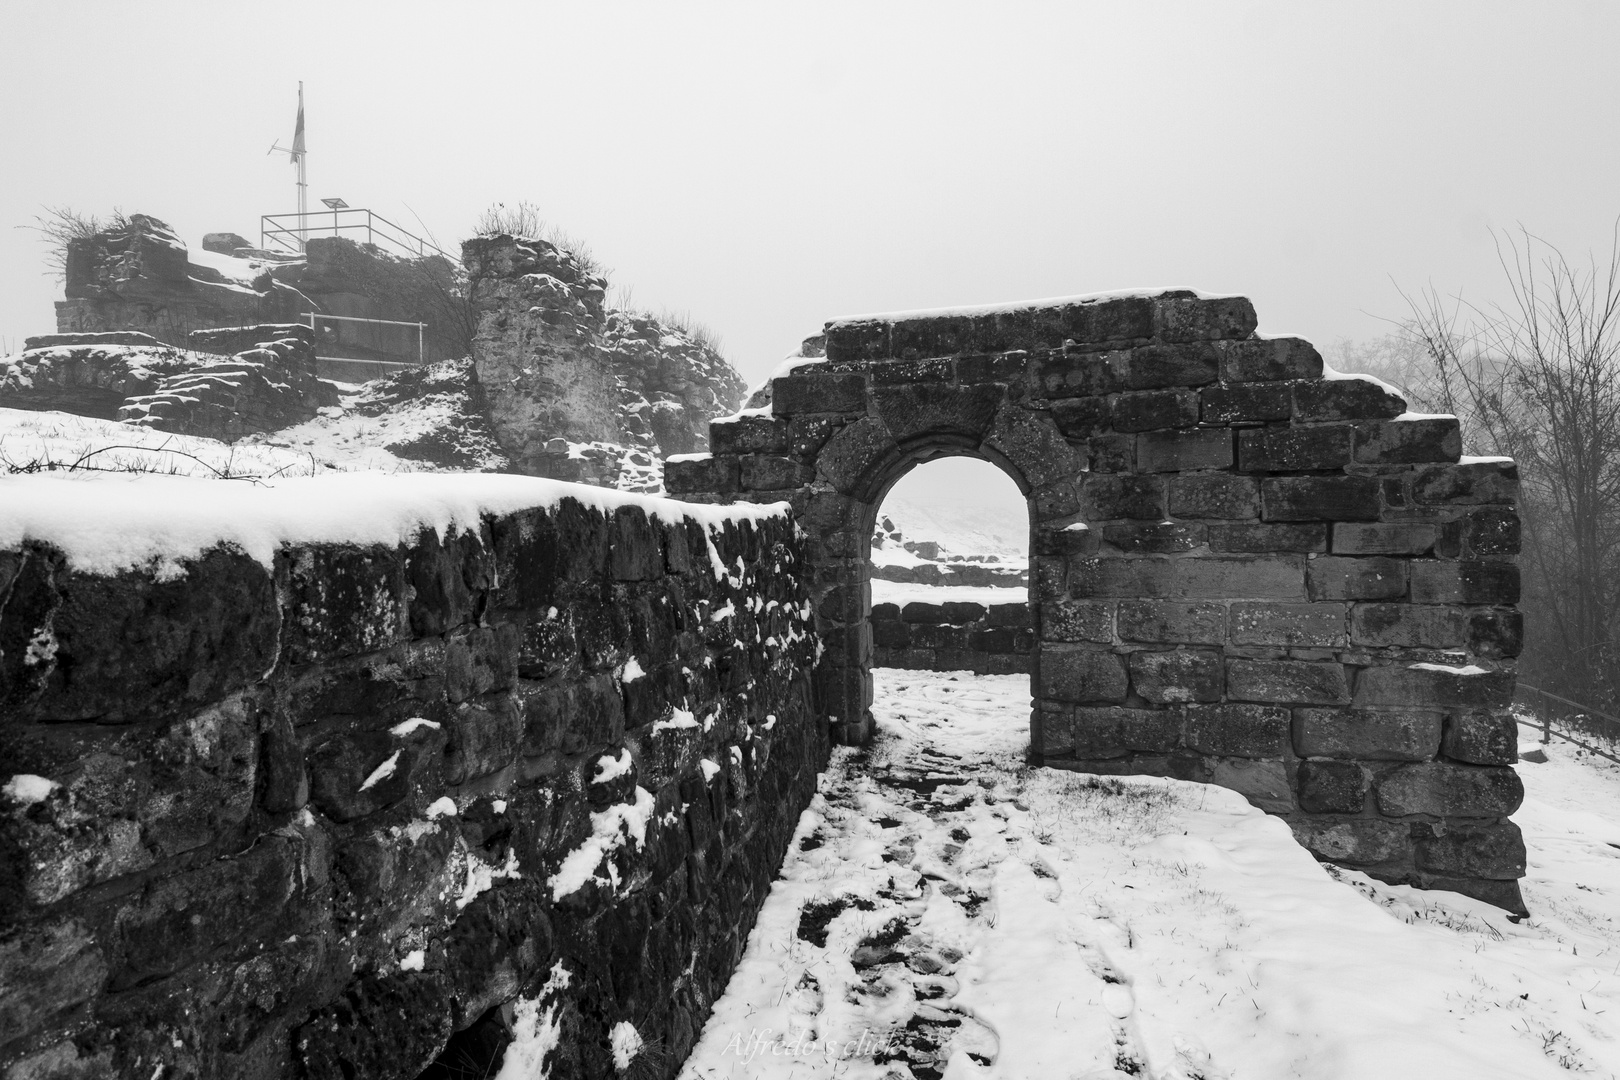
[
  {"xmin": 1515, "ymin": 682, "xmax": 1620, "ymax": 764},
  {"xmin": 304, "ymin": 312, "xmax": 427, "ymax": 366},
  {"xmin": 262, "ymin": 208, "xmax": 457, "ymax": 263}
]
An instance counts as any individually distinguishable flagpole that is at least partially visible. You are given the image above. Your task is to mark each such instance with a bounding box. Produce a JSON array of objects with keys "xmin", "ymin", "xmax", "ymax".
[{"xmin": 295, "ymin": 82, "xmax": 308, "ymax": 251}]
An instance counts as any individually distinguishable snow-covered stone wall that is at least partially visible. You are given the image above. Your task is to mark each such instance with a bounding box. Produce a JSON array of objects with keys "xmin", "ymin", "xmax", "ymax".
[
  {"xmin": 871, "ymin": 597, "xmax": 1034, "ymax": 675},
  {"xmin": 0, "ymin": 475, "xmax": 823, "ymax": 1079},
  {"xmin": 668, "ymin": 288, "xmax": 1528, "ymax": 914}
]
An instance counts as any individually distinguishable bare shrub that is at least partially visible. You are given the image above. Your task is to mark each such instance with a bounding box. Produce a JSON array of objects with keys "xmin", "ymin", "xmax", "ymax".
[
  {"xmin": 19, "ymin": 206, "xmax": 129, "ymax": 282},
  {"xmin": 471, "ymin": 201, "xmax": 610, "ymax": 281}
]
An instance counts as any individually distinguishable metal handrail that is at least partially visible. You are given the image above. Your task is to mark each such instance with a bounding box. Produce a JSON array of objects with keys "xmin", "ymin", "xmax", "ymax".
[
  {"xmin": 303, "ymin": 311, "xmax": 426, "ymax": 366},
  {"xmin": 260, "ymin": 208, "xmax": 457, "ymax": 263},
  {"xmin": 1515, "ymin": 682, "xmax": 1620, "ymax": 764}
]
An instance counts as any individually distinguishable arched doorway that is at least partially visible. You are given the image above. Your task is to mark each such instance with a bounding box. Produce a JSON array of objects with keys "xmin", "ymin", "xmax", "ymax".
[{"xmin": 667, "ymin": 288, "xmax": 1529, "ymax": 909}]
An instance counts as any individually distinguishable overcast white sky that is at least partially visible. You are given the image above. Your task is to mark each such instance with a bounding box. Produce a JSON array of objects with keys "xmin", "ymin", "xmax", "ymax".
[{"xmin": 3, "ymin": 2, "xmax": 1616, "ymax": 509}]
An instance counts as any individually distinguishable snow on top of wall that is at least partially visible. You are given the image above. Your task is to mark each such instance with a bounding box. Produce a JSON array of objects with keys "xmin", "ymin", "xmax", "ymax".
[
  {"xmin": 825, "ymin": 287, "xmax": 1241, "ymax": 328},
  {"xmin": 0, "ymin": 471, "xmax": 790, "ymax": 579},
  {"xmin": 1319, "ymin": 359, "xmax": 1407, "ymax": 401}
]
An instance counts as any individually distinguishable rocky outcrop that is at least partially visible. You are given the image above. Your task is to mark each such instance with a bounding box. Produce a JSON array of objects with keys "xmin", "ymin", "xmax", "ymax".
[
  {"xmin": 118, "ymin": 325, "xmax": 340, "ymax": 442},
  {"xmin": 56, "ymin": 215, "xmax": 309, "ymax": 342},
  {"xmin": 0, "ymin": 333, "xmax": 200, "ymax": 420},
  {"xmin": 464, "ymin": 234, "xmax": 746, "ymax": 480}
]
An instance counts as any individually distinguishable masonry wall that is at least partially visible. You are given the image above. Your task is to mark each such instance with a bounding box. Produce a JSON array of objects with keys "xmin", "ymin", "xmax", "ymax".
[
  {"xmin": 667, "ymin": 289, "xmax": 1527, "ymax": 912},
  {"xmin": 0, "ymin": 494, "xmax": 824, "ymax": 1079},
  {"xmin": 871, "ymin": 599, "xmax": 1034, "ymax": 675}
]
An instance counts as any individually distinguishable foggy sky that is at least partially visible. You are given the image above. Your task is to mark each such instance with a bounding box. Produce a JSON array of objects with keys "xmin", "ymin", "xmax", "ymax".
[{"xmin": 3, "ymin": 1, "xmax": 1616, "ymax": 516}]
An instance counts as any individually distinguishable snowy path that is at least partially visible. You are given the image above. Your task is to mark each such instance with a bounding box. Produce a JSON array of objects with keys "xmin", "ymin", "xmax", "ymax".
[{"xmin": 679, "ymin": 669, "xmax": 1620, "ymax": 1080}]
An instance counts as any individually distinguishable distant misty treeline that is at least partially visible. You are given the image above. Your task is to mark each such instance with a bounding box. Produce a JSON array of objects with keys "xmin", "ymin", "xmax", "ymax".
[{"xmin": 1345, "ymin": 226, "xmax": 1620, "ymax": 714}]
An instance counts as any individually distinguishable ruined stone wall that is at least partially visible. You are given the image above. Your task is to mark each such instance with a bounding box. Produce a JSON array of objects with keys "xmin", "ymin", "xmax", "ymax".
[
  {"xmin": 0, "ymin": 491, "xmax": 823, "ymax": 1079},
  {"xmin": 871, "ymin": 599, "xmax": 1033, "ymax": 675},
  {"xmin": 667, "ymin": 289, "xmax": 1527, "ymax": 912}
]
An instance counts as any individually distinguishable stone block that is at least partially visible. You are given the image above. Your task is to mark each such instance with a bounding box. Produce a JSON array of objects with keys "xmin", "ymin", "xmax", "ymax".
[
  {"xmin": 1305, "ymin": 556, "xmax": 1407, "ymax": 600},
  {"xmin": 1111, "ymin": 389, "xmax": 1199, "ymax": 431},
  {"xmin": 871, "ymin": 383, "xmax": 1004, "ymax": 441},
  {"xmin": 771, "ymin": 372, "xmax": 867, "ymax": 416},
  {"xmin": 0, "ymin": 920, "xmax": 108, "ymax": 1052},
  {"xmin": 1040, "ymin": 350, "xmax": 1125, "ymax": 397},
  {"xmin": 1184, "ymin": 703, "xmax": 1291, "ymax": 757},
  {"xmin": 815, "ymin": 417, "xmax": 898, "ymax": 496},
  {"xmin": 1349, "ymin": 604, "xmax": 1464, "ymax": 648},
  {"xmin": 1293, "ymin": 707, "xmax": 1442, "ymax": 761},
  {"xmin": 1100, "ymin": 521, "xmax": 1206, "ymax": 553},
  {"xmin": 1354, "ymin": 417, "xmax": 1461, "ymax": 464},
  {"xmin": 788, "ymin": 414, "xmax": 839, "ymax": 456},
  {"xmin": 663, "ymin": 453, "xmax": 740, "ymax": 497},
  {"xmin": 959, "ymin": 351, "xmax": 1031, "ymax": 383},
  {"xmin": 709, "ymin": 414, "xmax": 791, "ymax": 455},
  {"xmin": 1069, "ymin": 554, "xmax": 1305, "ymax": 600},
  {"xmin": 1136, "ymin": 428, "xmax": 1234, "ymax": 471},
  {"xmin": 1460, "ymin": 507, "xmax": 1521, "ymax": 555},
  {"xmin": 868, "ymin": 356, "xmax": 955, "ymax": 385},
  {"xmin": 1116, "ymin": 599, "xmax": 1225, "ymax": 644},
  {"xmin": 1228, "ymin": 601, "xmax": 1347, "ymax": 646},
  {"xmin": 890, "ymin": 314, "xmax": 975, "ymax": 359},
  {"xmin": 1467, "ymin": 608, "xmax": 1523, "ymax": 658},
  {"xmin": 1237, "ymin": 425, "xmax": 1352, "ymax": 472},
  {"xmin": 739, "ymin": 454, "xmax": 814, "ymax": 491},
  {"xmin": 983, "ymin": 405, "xmax": 1083, "ymax": 489},
  {"xmin": 1041, "ymin": 600, "xmax": 1114, "ymax": 642},
  {"xmin": 1086, "ymin": 432, "xmax": 1135, "ymax": 472},
  {"xmin": 1040, "ymin": 646, "xmax": 1129, "ymax": 703},
  {"xmin": 1202, "ymin": 382, "xmax": 1294, "ymax": 424},
  {"xmin": 1152, "ymin": 294, "xmax": 1258, "ymax": 342},
  {"xmin": 1167, "ymin": 473, "xmax": 1260, "ymax": 519},
  {"xmin": 1331, "ymin": 522, "xmax": 1438, "ymax": 555},
  {"xmin": 1415, "ymin": 822, "xmax": 1526, "ymax": 879},
  {"xmin": 1226, "ymin": 658, "xmax": 1350, "ymax": 704},
  {"xmin": 1119, "ymin": 343, "xmax": 1221, "ymax": 388},
  {"xmin": 1354, "ymin": 663, "xmax": 1516, "ymax": 709},
  {"xmin": 1050, "ymin": 395, "xmax": 1110, "ymax": 437},
  {"xmin": 823, "ymin": 318, "xmax": 890, "ymax": 363},
  {"xmin": 307, "ymin": 731, "xmax": 421, "ymax": 822},
  {"xmin": 1209, "ymin": 757, "xmax": 1294, "ymax": 813},
  {"xmin": 1260, "ymin": 476, "xmax": 1382, "ymax": 521},
  {"xmin": 1128, "ymin": 649, "xmax": 1223, "ymax": 703},
  {"xmin": 1411, "ymin": 460, "xmax": 1518, "ymax": 505},
  {"xmin": 1376, "ymin": 763, "xmax": 1524, "ymax": 817},
  {"xmin": 1408, "ymin": 560, "xmax": 1520, "ymax": 604},
  {"xmin": 1057, "ymin": 295, "xmax": 1157, "ymax": 345},
  {"xmin": 1297, "ymin": 759, "xmax": 1369, "ymax": 813},
  {"xmin": 1293, "ymin": 378, "xmax": 1406, "ymax": 421},
  {"xmin": 610, "ymin": 505, "xmax": 665, "ymax": 581},
  {"xmin": 1215, "ymin": 337, "xmax": 1323, "ymax": 383},
  {"xmin": 1083, "ymin": 474, "xmax": 1165, "ymax": 520},
  {"xmin": 445, "ymin": 697, "xmax": 524, "ymax": 784},
  {"xmin": 1207, "ymin": 523, "xmax": 1326, "ymax": 553},
  {"xmin": 871, "ymin": 617, "xmax": 910, "ymax": 649},
  {"xmin": 1442, "ymin": 709, "xmax": 1519, "ymax": 765},
  {"xmin": 1292, "ymin": 818, "xmax": 1409, "ymax": 865}
]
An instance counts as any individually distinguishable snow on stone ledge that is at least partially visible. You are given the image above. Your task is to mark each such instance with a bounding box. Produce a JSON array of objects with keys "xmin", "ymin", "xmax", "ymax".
[
  {"xmin": 825, "ymin": 286, "xmax": 1243, "ymax": 328},
  {"xmin": 0, "ymin": 471, "xmax": 791, "ymax": 579}
]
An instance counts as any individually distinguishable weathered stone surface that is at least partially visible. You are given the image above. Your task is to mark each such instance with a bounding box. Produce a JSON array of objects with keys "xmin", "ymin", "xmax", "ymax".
[
  {"xmin": 1226, "ymin": 658, "xmax": 1350, "ymax": 705},
  {"xmin": 1184, "ymin": 704, "xmax": 1291, "ymax": 757},
  {"xmin": 1411, "ymin": 460, "xmax": 1518, "ymax": 505},
  {"xmin": 1349, "ymin": 603, "xmax": 1464, "ymax": 648},
  {"xmin": 1332, "ymin": 522, "xmax": 1438, "ymax": 556},
  {"xmin": 1293, "ymin": 707, "xmax": 1442, "ymax": 761},
  {"xmin": 1415, "ymin": 822, "xmax": 1526, "ymax": 878},
  {"xmin": 1297, "ymin": 759, "xmax": 1369, "ymax": 813},
  {"xmin": 1261, "ymin": 476, "xmax": 1382, "ymax": 521},
  {"xmin": 1116, "ymin": 600, "xmax": 1224, "ymax": 645},
  {"xmin": 1292, "ymin": 818, "xmax": 1408, "ymax": 865},
  {"xmin": 1083, "ymin": 474, "xmax": 1166, "ymax": 519},
  {"xmin": 1202, "ymin": 382, "xmax": 1293, "ymax": 424},
  {"xmin": 1355, "ymin": 663, "xmax": 1515, "ymax": 709},
  {"xmin": 772, "ymin": 372, "xmax": 867, "ymax": 416},
  {"xmin": 1111, "ymin": 389, "xmax": 1199, "ymax": 431},
  {"xmin": 1128, "ymin": 649, "xmax": 1223, "ymax": 703},
  {"xmin": 1238, "ymin": 425, "xmax": 1352, "ymax": 472},
  {"xmin": 1442, "ymin": 709, "xmax": 1519, "ymax": 765},
  {"xmin": 1305, "ymin": 556, "xmax": 1407, "ymax": 601},
  {"xmin": 1215, "ymin": 337, "xmax": 1322, "ymax": 383},
  {"xmin": 1070, "ymin": 555, "xmax": 1305, "ymax": 600},
  {"xmin": 1100, "ymin": 521, "xmax": 1206, "ymax": 553},
  {"xmin": 1293, "ymin": 378, "xmax": 1406, "ymax": 421},
  {"xmin": 1167, "ymin": 473, "xmax": 1259, "ymax": 518},
  {"xmin": 1040, "ymin": 646, "xmax": 1130, "ymax": 703},
  {"xmin": 1207, "ymin": 523, "xmax": 1326, "ymax": 553},
  {"xmin": 1136, "ymin": 428, "xmax": 1233, "ymax": 471},
  {"xmin": 1228, "ymin": 601, "xmax": 1346, "ymax": 646},
  {"xmin": 1408, "ymin": 560, "xmax": 1521, "ymax": 605},
  {"xmin": 1041, "ymin": 600, "xmax": 1113, "ymax": 643},
  {"xmin": 1377, "ymin": 763, "xmax": 1524, "ymax": 817},
  {"xmin": 1354, "ymin": 417, "xmax": 1461, "ymax": 464}
]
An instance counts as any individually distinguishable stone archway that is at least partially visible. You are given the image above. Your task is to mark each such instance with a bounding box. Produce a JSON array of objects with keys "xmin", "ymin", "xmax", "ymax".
[{"xmin": 668, "ymin": 288, "xmax": 1528, "ymax": 911}]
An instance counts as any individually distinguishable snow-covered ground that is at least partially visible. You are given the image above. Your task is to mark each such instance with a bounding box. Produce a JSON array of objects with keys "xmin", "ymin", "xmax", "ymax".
[
  {"xmin": 0, "ymin": 407, "xmax": 338, "ymax": 478},
  {"xmin": 679, "ymin": 669, "xmax": 1620, "ymax": 1079}
]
